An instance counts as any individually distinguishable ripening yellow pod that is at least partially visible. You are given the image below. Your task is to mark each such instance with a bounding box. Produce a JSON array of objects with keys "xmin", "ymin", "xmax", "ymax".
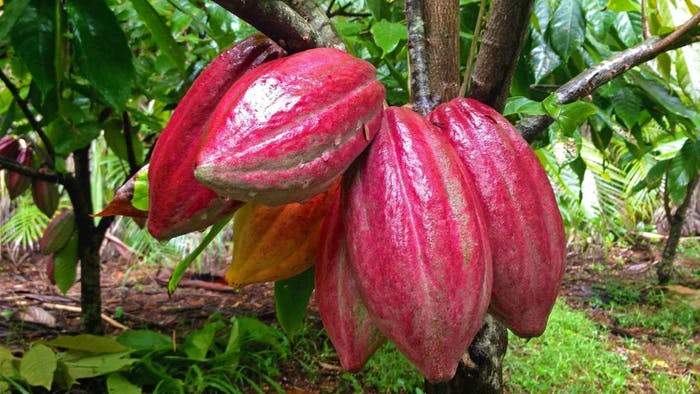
[{"xmin": 226, "ymin": 180, "xmax": 340, "ymax": 287}]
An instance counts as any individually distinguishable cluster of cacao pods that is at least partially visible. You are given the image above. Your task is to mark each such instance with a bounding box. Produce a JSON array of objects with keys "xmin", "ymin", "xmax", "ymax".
[
  {"xmin": 1, "ymin": 136, "xmax": 60, "ymax": 217},
  {"xmin": 144, "ymin": 34, "xmax": 565, "ymax": 382}
]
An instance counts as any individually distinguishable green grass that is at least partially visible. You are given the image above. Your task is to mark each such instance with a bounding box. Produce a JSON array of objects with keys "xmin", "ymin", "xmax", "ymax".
[{"xmin": 504, "ymin": 301, "xmax": 630, "ymax": 393}]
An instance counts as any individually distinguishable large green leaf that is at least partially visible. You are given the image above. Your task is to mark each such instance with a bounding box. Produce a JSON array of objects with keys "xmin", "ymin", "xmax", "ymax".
[
  {"xmin": 0, "ymin": 0, "xmax": 30, "ymax": 44},
  {"xmin": 630, "ymin": 71, "xmax": 700, "ymax": 125},
  {"xmin": 371, "ymin": 19, "xmax": 406, "ymax": 56},
  {"xmin": 9, "ymin": 0, "xmax": 58, "ymax": 96},
  {"xmin": 614, "ymin": 12, "xmax": 639, "ymax": 48},
  {"xmin": 60, "ymin": 352, "xmax": 136, "ymax": 380},
  {"xmin": 106, "ymin": 373, "xmax": 141, "ymax": 394},
  {"xmin": 66, "ymin": 0, "xmax": 135, "ymax": 110},
  {"xmin": 612, "ymin": 88, "xmax": 642, "ymax": 129},
  {"xmin": 117, "ymin": 330, "xmax": 172, "ymax": 351},
  {"xmin": 46, "ymin": 119, "xmax": 101, "ymax": 156},
  {"xmin": 274, "ymin": 266, "xmax": 314, "ymax": 337},
  {"xmin": 20, "ymin": 344, "xmax": 56, "ymax": 390},
  {"xmin": 131, "ymin": 0, "xmax": 186, "ymax": 72},
  {"xmin": 549, "ymin": 0, "xmax": 585, "ymax": 62},
  {"xmin": 45, "ymin": 335, "xmax": 127, "ymax": 353},
  {"xmin": 530, "ymin": 29, "xmax": 561, "ymax": 82}
]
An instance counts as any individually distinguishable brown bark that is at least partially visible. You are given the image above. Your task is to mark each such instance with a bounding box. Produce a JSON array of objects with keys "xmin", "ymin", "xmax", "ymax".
[
  {"xmin": 468, "ymin": 0, "xmax": 535, "ymax": 112},
  {"xmin": 423, "ymin": 1, "xmax": 461, "ymax": 103},
  {"xmin": 212, "ymin": 0, "xmax": 331, "ymax": 52}
]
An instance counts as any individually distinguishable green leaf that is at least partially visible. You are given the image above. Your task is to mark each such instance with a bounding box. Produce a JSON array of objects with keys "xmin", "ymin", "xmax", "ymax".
[
  {"xmin": 371, "ymin": 19, "xmax": 406, "ymax": 56},
  {"xmin": 533, "ymin": 0, "xmax": 551, "ymax": 33},
  {"xmin": 274, "ymin": 266, "xmax": 314, "ymax": 337},
  {"xmin": 45, "ymin": 335, "xmax": 126, "ymax": 353},
  {"xmin": 132, "ymin": 169, "xmax": 149, "ymax": 211},
  {"xmin": 131, "ymin": 0, "xmax": 186, "ymax": 72},
  {"xmin": 9, "ymin": 0, "xmax": 58, "ymax": 96},
  {"xmin": 675, "ymin": 48, "xmax": 700, "ymax": 103},
  {"xmin": 607, "ymin": 0, "xmax": 640, "ymax": 12},
  {"xmin": 543, "ymin": 97, "xmax": 597, "ymax": 134},
  {"xmin": 0, "ymin": 345, "xmax": 18, "ymax": 377},
  {"xmin": 530, "ymin": 29, "xmax": 561, "ymax": 82},
  {"xmin": 19, "ymin": 344, "xmax": 56, "ymax": 390},
  {"xmin": 612, "ymin": 88, "xmax": 641, "ymax": 129},
  {"xmin": 107, "ymin": 373, "xmax": 141, "ymax": 394},
  {"xmin": 184, "ymin": 321, "xmax": 223, "ymax": 360},
  {"xmin": 46, "ymin": 119, "xmax": 101, "ymax": 156},
  {"xmin": 65, "ymin": 0, "xmax": 135, "ymax": 110},
  {"xmin": 61, "ymin": 352, "xmax": 136, "ymax": 380},
  {"xmin": 630, "ymin": 71, "xmax": 700, "ymax": 124},
  {"xmin": 549, "ymin": 0, "xmax": 585, "ymax": 62},
  {"xmin": 53, "ymin": 232, "xmax": 79, "ymax": 294},
  {"xmin": 236, "ymin": 317, "xmax": 285, "ymax": 352},
  {"xmin": 503, "ymin": 96, "xmax": 547, "ymax": 116},
  {"xmin": 117, "ymin": 330, "xmax": 172, "ymax": 351},
  {"xmin": 103, "ymin": 121, "xmax": 144, "ymax": 164},
  {"xmin": 167, "ymin": 214, "xmax": 232, "ymax": 295},
  {"xmin": 0, "ymin": 0, "xmax": 29, "ymax": 44},
  {"xmin": 614, "ymin": 12, "xmax": 639, "ymax": 47}
]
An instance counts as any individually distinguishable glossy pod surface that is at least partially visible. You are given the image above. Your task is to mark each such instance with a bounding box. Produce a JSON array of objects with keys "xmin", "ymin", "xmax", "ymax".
[
  {"xmin": 195, "ymin": 48, "xmax": 385, "ymax": 206},
  {"xmin": 147, "ymin": 34, "xmax": 284, "ymax": 239},
  {"xmin": 344, "ymin": 106, "xmax": 492, "ymax": 382},
  {"xmin": 429, "ymin": 98, "xmax": 566, "ymax": 337},
  {"xmin": 315, "ymin": 192, "xmax": 385, "ymax": 372}
]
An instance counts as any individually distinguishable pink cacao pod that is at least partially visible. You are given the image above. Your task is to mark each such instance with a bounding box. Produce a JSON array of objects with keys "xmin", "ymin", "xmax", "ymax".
[
  {"xmin": 5, "ymin": 143, "xmax": 33, "ymax": 199},
  {"xmin": 316, "ymin": 191, "xmax": 385, "ymax": 372},
  {"xmin": 428, "ymin": 98, "xmax": 566, "ymax": 338},
  {"xmin": 194, "ymin": 48, "xmax": 385, "ymax": 206},
  {"xmin": 343, "ymin": 107, "xmax": 492, "ymax": 382},
  {"xmin": 0, "ymin": 136, "xmax": 19, "ymax": 158},
  {"xmin": 147, "ymin": 34, "xmax": 284, "ymax": 239},
  {"xmin": 32, "ymin": 168, "xmax": 60, "ymax": 217}
]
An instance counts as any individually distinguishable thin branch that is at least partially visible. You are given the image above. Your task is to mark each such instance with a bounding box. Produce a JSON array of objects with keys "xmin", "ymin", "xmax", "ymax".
[
  {"xmin": 0, "ymin": 69, "xmax": 55, "ymax": 167},
  {"xmin": 459, "ymin": 0, "xmax": 487, "ymax": 97},
  {"xmin": 516, "ymin": 12, "xmax": 700, "ymax": 142},
  {"xmin": 212, "ymin": 0, "xmax": 328, "ymax": 52},
  {"xmin": 405, "ymin": 0, "xmax": 435, "ymax": 115},
  {"xmin": 122, "ymin": 112, "xmax": 139, "ymax": 175},
  {"xmin": 663, "ymin": 160, "xmax": 673, "ymax": 223},
  {"xmin": 642, "ymin": 0, "xmax": 650, "ymax": 39},
  {"xmin": 0, "ymin": 156, "xmax": 61, "ymax": 183},
  {"xmin": 468, "ymin": 0, "xmax": 535, "ymax": 111}
]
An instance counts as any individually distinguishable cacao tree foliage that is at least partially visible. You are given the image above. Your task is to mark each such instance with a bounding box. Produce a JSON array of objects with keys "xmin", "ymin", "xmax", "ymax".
[{"xmin": 0, "ymin": 0, "xmax": 698, "ymax": 379}]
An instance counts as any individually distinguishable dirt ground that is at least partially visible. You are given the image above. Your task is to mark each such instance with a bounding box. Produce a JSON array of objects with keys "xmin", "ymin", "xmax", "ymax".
[{"xmin": 0, "ymin": 239, "xmax": 698, "ymax": 392}]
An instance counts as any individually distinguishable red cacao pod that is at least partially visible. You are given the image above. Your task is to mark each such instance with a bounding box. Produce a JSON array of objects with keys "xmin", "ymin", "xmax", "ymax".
[
  {"xmin": 147, "ymin": 34, "xmax": 284, "ymax": 239},
  {"xmin": 226, "ymin": 180, "xmax": 339, "ymax": 287},
  {"xmin": 428, "ymin": 98, "xmax": 566, "ymax": 338},
  {"xmin": 39, "ymin": 209, "xmax": 76, "ymax": 255},
  {"xmin": 0, "ymin": 136, "xmax": 19, "ymax": 158},
  {"xmin": 316, "ymin": 191, "xmax": 385, "ymax": 372},
  {"xmin": 194, "ymin": 48, "xmax": 385, "ymax": 206},
  {"xmin": 344, "ymin": 107, "xmax": 492, "ymax": 382},
  {"xmin": 5, "ymin": 142, "xmax": 33, "ymax": 199},
  {"xmin": 32, "ymin": 168, "xmax": 60, "ymax": 217}
]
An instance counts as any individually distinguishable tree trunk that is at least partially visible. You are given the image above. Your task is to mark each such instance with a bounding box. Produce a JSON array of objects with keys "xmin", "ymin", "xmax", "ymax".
[
  {"xmin": 657, "ymin": 173, "xmax": 700, "ymax": 284},
  {"xmin": 68, "ymin": 148, "xmax": 105, "ymax": 334}
]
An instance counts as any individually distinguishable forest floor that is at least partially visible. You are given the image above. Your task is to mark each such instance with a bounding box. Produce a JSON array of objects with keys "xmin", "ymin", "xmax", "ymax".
[{"xmin": 0, "ymin": 239, "xmax": 698, "ymax": 393}]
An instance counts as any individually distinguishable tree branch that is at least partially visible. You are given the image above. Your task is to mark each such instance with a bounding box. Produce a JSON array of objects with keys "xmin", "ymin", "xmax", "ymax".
[
  {"xmin": 516, "ymin": 11, "xmax": 700, "ymax": 142},
  {"xmin": 0, "ymin": 69, "xmax": 55, "ymax": 167},
  {"xmin": 211, "ymin": 0, "xmax": 328, "ymax": 52},
  {"xmin": 468, "ymin": 0, "xmax": 535, "ymax": 111},
  {"xmin": 284, "ymin": 0, "xmax": 344, "ymax": 49},
  {"xmin": 423, "ymin": 1, "xmax": 460, "ymax": 103},
  {"xmin": 0, "ymin": 156, "xmax": 61, "ymax": 183},
  {"xmin": 405, "ymin": 0, "xmax": 436, "ymax": 115}
]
